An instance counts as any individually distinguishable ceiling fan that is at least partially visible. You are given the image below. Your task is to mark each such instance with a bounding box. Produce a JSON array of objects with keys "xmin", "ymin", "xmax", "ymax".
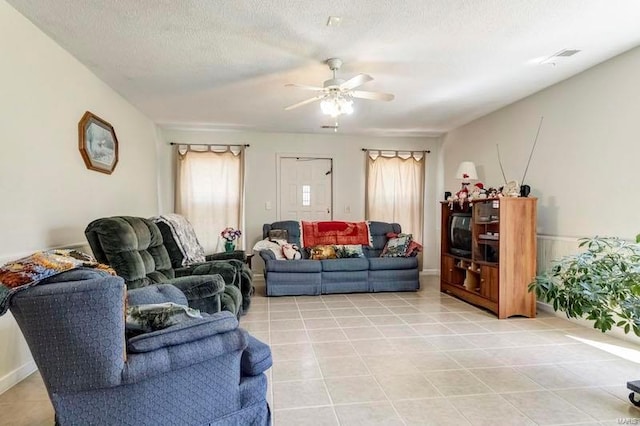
[{"xmin": 284, "ymin": 58, "xmax": 395, "ymax": 117}]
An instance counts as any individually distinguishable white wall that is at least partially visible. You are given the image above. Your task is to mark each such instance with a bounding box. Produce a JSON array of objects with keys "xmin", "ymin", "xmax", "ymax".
[
  {"xmin": 0, "ymin": 0, "xmax": 160, "ymax": 393},
  {"xmin": 158, "ymin": 130, "xmax": 442, "ymax": 273},
  {"xmin": 442, "ymin": 45, "xmax": 640, "ymax": 241}
]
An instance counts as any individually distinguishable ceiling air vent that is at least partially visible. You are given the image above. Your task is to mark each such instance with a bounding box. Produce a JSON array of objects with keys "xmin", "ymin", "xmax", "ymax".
[
  {"xmin": 556, "ymin": 49, "xmax": 581, "ymax": 57},
  {"xmin": 540, "ymin": 49, "xmax": 581, "ymax": 66}
]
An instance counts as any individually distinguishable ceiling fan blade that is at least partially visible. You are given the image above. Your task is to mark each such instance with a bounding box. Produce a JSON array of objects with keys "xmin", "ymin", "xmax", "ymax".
[
  {"xmin": 340, "ymin": 73, "xmax": 373, "ymax": 90},
  {"xmin": 284, "ymin": 95, "xmax": 324, "ymax": 111},
  {"xmin": 350, "ymin": 90, "xmax": 395, "ymax": 101},
  {"xmin": 285, "ymin": 83, "xmax": 324, "ymax": 91}
]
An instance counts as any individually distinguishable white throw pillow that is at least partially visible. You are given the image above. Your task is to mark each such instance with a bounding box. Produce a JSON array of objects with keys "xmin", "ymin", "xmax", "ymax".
[{"xmin": 252, "ymin": 238, "xmax": 286, "ymax": 259}]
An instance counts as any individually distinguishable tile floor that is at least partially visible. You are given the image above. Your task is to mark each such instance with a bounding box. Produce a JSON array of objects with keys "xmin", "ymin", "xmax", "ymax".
[{"xmin": 2, "ymin": 275, "xmax": 640, "ymax": 425}]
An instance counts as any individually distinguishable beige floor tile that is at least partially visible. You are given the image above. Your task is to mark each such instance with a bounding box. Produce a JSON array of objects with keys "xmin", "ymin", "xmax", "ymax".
[
  {"xmin": 349, "ymin": 299, "xmax": 384, "ymax": 308},
  {"xmin": 389, "ymin": 337, "xmax": 437, "ymax": 353},
  {"xmin": 303, "ymin": 318, "xmax": 339, "ymax": 329},
  {"xmin": 422, "ymin": 369, "xmax": 492, "ymax": 396},
  {"xmin": 324, "ymin": 301, "xmax": 354, "ymax": 309},
  {"xmin": 270, "ymin": 319, "xmax": 304, "ymax": 331},
  {"xmin": 334, "ymin": 316, "xmax": 373, "ymax": 328},
  {"xmin": 428, "ymin": 312, "xmax": 469, "ymax": 323},
  {"xmin": 318, "ymin": 356, "xmax": 370, "ymax": 378},
  {"xmin": 397, "ymin": 313, "xmax": 437, "ymax": 324},
  {"xmin": 351, "ymin": 338, "xmax": 399, "ymax": 356},
  {"xmin": 269, "ymin": 310, "xmax": 302, "ymax": 320},
  {"xmin": 424, "ymin": 335, "xmax": 478, "ymax": 351},
  {"xmin": 515, "ymin": 364, "xmax": 593, "ymax": 389},
  {"xmin": 387, "ymin": 306, "xmax": 422, "ymax": 315},
  {"xmin": 554, "ymin": 387, "xmax": 640, "ymax": 421},
  {"xmin": 312, "ymin": 341, "xmax": 358, "ymax": 359},
  {"xmin": 469, "ymin": 366, "xmax": 543, "ymax": 393},
  {"xmin": 560, "ymin": 359, "xmax": 640, "ymax": 387},
  {"xmin": 406, "ymin": 352, "xmax": 462, "ymax": 371},
  {"xmin": 270, "ymin": 343, "xmax": 316, "ymax": 362},
  {"xmin": 298, "ymin": 302, "xmax": 327, "ymax": 311},
  {"xmin": 270, "ymin": 329, "xmax": 309, "ymax": 344},
  {"xmin": 250, "ymin": 330, "xmax": 270, "ymax": 343},
  {"xmin": 343, "ymin": 326, "xmax": 384, "ymax": 340},
  {"xmin": 241, "ymin": 311, "xmax": 269, "ymax": 321},
  {"xmin": 359, "ymin": 306, "xmax": 393, "ymax": 316},
  {"xmin": 449, "ymin": 394, "xmax": 536, "ymax": 426},
  {"xmin": 362, "ymin": 355, "xmax": 420, "ymax": 376},
  {"xmin": 0, "ymin": 374, "xmax": 49, "ymax": 404},
  {"xmin": 367, "ymin": 315, "xmax": 405, "ymax": 326},
  {"xmin": 269, "ymin": 303, "xmax": 300, "ymax": 312},
  {"xmin": 272, "ymin": 358, "xmax": 322, "ymax": 382},
  {"xmin": 378, "ymin": 299, "xmax": 412, "ymax": 307},
  {"xmin": 442, "ymin": 322, "xmax": 490, "ymax": 335},
  {"xmin": 475, "ymin": 320, "xmax": 523, "ymax": 333},
  {"xmin": 273, "ymin": 379, "xmax": 331, "ymax": 409},
  {"xmin": 501, "ymin": 390, "xmax": 595, "ymax": 424},
  {"xmin": 242, "ymin": 320, "xmax": 270, "ymax": 332},
  {"xmin": 412, "ymin": 323, "xmax": 454, "ymax": 336},
  {"xmin": 325, "ymin": 376, "xmax": 387, "ymax": 404},
  {"xmin": 393, "ymin": 397, "xmax": 471, "ymax": 425},
  {"xmin": 300, "ymin": 309, "xmax": 332, "ymax": 319},
  {"xmin": 334, "ymin": 401, "xmax": 404, "ymax": 425},
  {"xmin": 375, "ymin": 374, "xmax": 440, "ymax": 400},
  {"xmin": 378, "ymin": 325, "xmax": 419, "ymax": 338},
  {"xmin": 274, "ymin": 406, "xmax": 338, "ymax": 426},
  {"xmin": 307, "ymin": 328, "xmax": 348, "ymax": 343},
  {"xmin": 446, "ymin": 349, "xmax": 506, "ymax": 368},
  {"xmin": 330, "ymin": 308, "xmax": 363, "ymax": 318}
]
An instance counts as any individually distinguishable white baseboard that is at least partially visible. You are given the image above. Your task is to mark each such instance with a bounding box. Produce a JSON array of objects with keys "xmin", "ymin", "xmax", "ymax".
[
  {"xmin": 421, "ymin": 269, "xmax": 439, "ymax": 276},
  {"xmin": 0, "ymin": 360, "xmax": 37, "ymax": 395}
]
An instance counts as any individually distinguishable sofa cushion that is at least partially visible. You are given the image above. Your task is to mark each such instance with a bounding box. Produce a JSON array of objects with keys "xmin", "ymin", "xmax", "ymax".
[
  {"xmin": 368, "ymin": 257, "xmax": 418, "ymax": 271},
  {"xmin": 321, "ymin": 258, "xmax": 369, "ymax": 272},
  {"xmin": 309, "ymin": 245, "xmax": 337, "ymax": 260},
  {"xmin": 381, "ymin": 234, "xmax": 412, "ymax": 257},
  {"xmin": 334, "ymin": 245, "xmax": 365, "ymax": 258},
  {"xmin": 266, "ymin": 259, "xmax": 322, "ymax": 273}
]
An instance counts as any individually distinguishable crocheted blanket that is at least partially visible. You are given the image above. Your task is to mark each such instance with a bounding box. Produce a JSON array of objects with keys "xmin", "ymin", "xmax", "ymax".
[
  {"xmin": 152, "ymin": 214, "xmax": 206, "ymax": 266},
  {"xmin": 300, "ymin": 221, "xmax": 372, "ymax": 247},
  {"xmin": 0, "ymin": 249, "xmax": 115, "ymax": 316}
]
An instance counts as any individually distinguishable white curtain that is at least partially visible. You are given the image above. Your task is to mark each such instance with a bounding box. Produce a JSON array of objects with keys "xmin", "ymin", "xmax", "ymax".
[
  {"xmin": 175, "ymin": 146, "xmax": 245, "ymax": 253},
  {"xmin": 366, "ymin": 151, "xmax": 425, "ymax": 240}
]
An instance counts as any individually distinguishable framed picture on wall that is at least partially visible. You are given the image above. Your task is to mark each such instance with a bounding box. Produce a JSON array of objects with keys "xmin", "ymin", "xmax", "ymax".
[{"xmin": 78, "ymin": 111, "xmax": 119, "ymax": 174}]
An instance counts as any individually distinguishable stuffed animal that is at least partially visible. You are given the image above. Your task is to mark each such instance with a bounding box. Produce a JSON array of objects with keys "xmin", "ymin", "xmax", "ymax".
[{"xmin": 281, "ymin": 243, "xmax": 301, "ymax": 260}]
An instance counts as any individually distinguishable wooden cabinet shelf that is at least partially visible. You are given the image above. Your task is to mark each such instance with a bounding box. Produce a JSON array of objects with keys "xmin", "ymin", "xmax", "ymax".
[{"xmin": 440, "ymin": 198, "xmax": 537, "ymax": 318}]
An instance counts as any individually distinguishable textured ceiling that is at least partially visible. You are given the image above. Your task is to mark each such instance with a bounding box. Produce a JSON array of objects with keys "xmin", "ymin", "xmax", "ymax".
[{"xmin": 7, "ymin": 0, "xmax": 640, "ymax": 136}]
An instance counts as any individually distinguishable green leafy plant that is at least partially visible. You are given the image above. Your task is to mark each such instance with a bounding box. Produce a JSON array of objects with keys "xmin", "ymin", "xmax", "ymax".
[{"xmin": 529, "ymin": 236, "xmax": 640, "ymax": 335}]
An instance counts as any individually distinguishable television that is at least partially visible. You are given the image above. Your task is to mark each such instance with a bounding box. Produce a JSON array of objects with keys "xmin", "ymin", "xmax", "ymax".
[{"xmin": 449, "ymin": 213, "xmax": 472, "ymax": 258}]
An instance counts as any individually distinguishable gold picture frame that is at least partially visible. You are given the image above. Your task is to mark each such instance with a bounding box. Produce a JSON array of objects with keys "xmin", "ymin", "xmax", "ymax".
[{"xmin": 78, "ymin": 111, "xmax": 119, "ymax": 174}]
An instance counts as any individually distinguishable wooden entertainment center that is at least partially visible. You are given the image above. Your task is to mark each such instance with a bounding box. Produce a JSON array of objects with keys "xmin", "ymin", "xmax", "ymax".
[{"xmin": 440, "ymin": 197, "xmax": 537, "ymax": 318}]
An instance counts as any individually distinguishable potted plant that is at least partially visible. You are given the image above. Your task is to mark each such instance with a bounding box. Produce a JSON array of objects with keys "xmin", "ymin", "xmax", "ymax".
[{"xmin": 529, "ymin": 236, "xmax": 640, "ymax": 335}]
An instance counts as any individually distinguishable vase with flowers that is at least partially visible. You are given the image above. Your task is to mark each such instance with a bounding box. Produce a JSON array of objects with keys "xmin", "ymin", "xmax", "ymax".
[{"xmin": 221, "ymin": 227, "xmax": 242, "ymax": 253}]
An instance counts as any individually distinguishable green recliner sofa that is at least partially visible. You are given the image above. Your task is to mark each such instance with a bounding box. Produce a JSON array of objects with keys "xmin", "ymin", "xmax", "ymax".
[
  {"xmin": 151, "ymin": 214, "xmax": 254, "ymax": 313},
  {"xmin": 85, "ymin": 216, "xmax": 242, "ymax": 316}
]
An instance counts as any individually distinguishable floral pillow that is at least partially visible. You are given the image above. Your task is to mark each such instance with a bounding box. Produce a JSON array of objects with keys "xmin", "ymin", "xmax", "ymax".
[
  {"xmin": 309, "ymin": 245, "xmax": 337, "ymax": 260},
  {"xmin": 334, "ymin": 244, "xmax": 365, "ymax": 258},
  {"xmin": 381, "ymin": 234, "xmax": 413, "ymax": 257}
]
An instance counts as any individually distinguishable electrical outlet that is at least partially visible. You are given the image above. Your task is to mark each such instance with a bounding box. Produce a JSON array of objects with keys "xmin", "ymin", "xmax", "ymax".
[
  {"xmin": 344, "ymin": 205, "xmax": 351, "ymax": 214},
  {"xmin": 265, "ymin": 201, "xmax": 272, "ymax": 210}
]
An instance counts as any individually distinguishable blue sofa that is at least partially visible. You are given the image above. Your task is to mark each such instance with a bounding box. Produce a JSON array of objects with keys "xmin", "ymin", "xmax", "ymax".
[{"xmin": 259, "ymin": 221, "xmax": 419, "ymax": 296}]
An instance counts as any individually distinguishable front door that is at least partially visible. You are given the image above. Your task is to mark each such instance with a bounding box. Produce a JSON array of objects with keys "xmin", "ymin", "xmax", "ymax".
[{"xmin": 279, "ymin": 157, "xmax": 332, "ymax": 221}]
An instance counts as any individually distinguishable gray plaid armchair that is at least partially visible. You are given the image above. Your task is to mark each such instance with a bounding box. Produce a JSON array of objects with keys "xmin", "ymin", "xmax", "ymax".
[{"xmin": 9, "ymin": 268, "xmax": 271, "ymax": 425}]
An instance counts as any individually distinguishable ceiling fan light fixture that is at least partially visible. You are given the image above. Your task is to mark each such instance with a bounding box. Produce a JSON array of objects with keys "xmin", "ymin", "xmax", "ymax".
[{"xmin": 320, "ymin": 95, "xmax": 353, "ymax": 117}]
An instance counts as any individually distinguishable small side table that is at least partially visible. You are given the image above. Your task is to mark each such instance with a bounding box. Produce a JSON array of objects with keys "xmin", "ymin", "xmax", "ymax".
[{"xmin": 246, "ymin": 254, "xmax": 254, "ymax": 269}]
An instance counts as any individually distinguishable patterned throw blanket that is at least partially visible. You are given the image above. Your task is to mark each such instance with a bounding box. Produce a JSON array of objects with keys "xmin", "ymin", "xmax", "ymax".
[
  {"xmin": 0, "ymin": 249, "xmax": 115, "ymax": 316},
  {"xmin": 300, "ymin": 221, "xmax": 372, "ymax": 247},
  {"xmin": 152, "ymin": 214, "xmax": 206, "ymax": 266}
]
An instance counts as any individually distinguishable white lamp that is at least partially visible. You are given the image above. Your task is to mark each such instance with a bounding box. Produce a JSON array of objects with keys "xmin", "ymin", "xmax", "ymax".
[{"xmin": 455, "ymin": 161, "xmax": 478, "ymax": 192}]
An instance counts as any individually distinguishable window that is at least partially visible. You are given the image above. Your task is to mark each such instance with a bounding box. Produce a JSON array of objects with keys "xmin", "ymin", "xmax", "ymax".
[
  {"xmin": 175, "ymin": 145, "xmax": 245, "ymax": 252},
  {"xmin": 365, "ymin": 151, "xmax": 425, "ymax": 241},
  {"xmin": 302, "ymin": 185, "xmax": 311, "ymax": 206}
]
